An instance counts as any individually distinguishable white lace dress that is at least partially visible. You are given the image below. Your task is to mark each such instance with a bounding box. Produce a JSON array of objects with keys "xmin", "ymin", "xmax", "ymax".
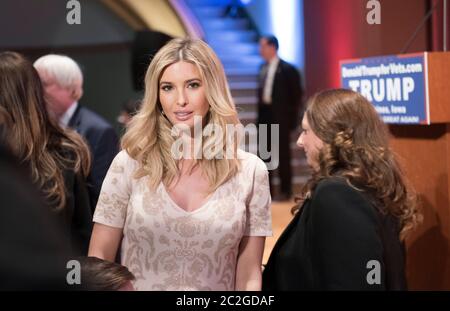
[{"xmin": 93, "ymin": 149, "xmax": 272, "ymax": 291}]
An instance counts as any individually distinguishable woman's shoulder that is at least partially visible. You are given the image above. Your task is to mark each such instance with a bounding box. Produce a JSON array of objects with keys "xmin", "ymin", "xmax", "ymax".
[
  {"xmin": 237, "ymin": 149, "xmax": 268, "ymax": 173},
  {"xmin": 110, "ymin": 150, "xmax": 140, "ymax": 171},
  {"xmin": 312, "ymin": 177, "xmax": 377, "ymax": 216},
  {"xmin": 114, "ymin": 149, "xmax": 136, "ymax": 163},
  {"xmin": 313, "ymin": 177, "xmax": 373, "ymax": 207},
  {"xmin": 315, "ymin": 177, "xmax": 360, "ymax": 194}
]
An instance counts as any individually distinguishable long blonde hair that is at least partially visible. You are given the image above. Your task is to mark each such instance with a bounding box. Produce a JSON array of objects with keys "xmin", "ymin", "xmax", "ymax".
[
  {"xmin": 295, "ymin": 89, "xmax": 421, "ymax": 240},
  {"xmin": 122, "ymin": 38, "xmax": 241, "ymax": 191},
  {"xmin": 0, "ymin": 51, "xmax": 91, "ymax": 211}
]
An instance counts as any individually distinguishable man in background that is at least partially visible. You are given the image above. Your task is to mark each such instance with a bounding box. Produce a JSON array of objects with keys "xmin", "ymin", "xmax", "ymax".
[
  {"xmin": 257, "ymin": 35, "xmax": 303, "ymax": 201},
  {"xmin": 34, "ymin": 55, "xmax": 119, "ymax": 212}
]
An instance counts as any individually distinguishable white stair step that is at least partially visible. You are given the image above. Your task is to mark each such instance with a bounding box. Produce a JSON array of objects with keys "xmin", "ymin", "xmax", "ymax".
[
  {"xmin": 228, "ymin": 81, "xmax": 259, "ymax": 89},
  {"xmin": 200, "ymin": 18, "xmax": 249, "ymax": 31},
  {"xmin": 192, "ymin": 7, "xmax": 226, "ymax": 18},
  {"xmin": 233, "ymin": 96, "xmax": 258, "ymax": 105},
  {"xmin": 238, "ymin": 111, "xmax": 257, "ymax": 120}
]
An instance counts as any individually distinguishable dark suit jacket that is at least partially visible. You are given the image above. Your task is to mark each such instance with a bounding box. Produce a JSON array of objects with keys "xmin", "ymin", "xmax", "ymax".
[
  {"xmin": 262, "ymin": 178, "xmax": 407, "ymax": 290},
  {"xmin": 69, "ymin": 105, "xmax": 119, "ymax": 211},
  {"xmin": 257, "ymin": 59, "xmax": 303, "ymax": 131}
]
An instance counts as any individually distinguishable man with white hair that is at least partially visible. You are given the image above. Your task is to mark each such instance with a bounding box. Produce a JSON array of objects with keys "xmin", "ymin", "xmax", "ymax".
[{"xmin": 34, "ymin": 54, "xmax": 119, "ymax": 212}]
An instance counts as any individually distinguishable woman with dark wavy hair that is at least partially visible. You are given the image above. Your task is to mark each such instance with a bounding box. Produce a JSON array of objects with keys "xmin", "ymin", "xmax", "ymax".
[
  {"xmin": 0, "ymin": 51, "xmax": 92, "ymax": 255},
  {"xmin": 262, "ymin": 89, "xmax": 421, "ymax": 290}
]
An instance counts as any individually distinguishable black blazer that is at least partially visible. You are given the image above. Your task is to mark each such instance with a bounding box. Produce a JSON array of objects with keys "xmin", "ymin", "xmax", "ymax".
[
  {"xmin": 262, "ymin": 178, "xmax": 407, "ymax": 290},
  {"xmin": 69, "ymin": 105, "xmax": 119, "ymax": 211},
  {"xmin": 257, "ymin": 59, "xmax": 303, "ymax": 131},
  {"xmin": 0, "ymin": 144, "xmax": 72, "ymax": 289},
  {"xmin": 57, "ymin": 168, "xmax": 93, "ymax": 255},
  {"xmin": 1, "ymin": 127, "xmax": 91, "ymax": 256},
  {"xmin": 33, "ymin": 149, "xmax": 92, "ymax": 256}
]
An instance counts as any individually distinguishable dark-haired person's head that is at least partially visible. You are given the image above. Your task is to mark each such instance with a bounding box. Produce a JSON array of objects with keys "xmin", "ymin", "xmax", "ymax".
[
  {"xmin": 78, "ymin": 257, "xmax": 135, "ymax": 291},
  {"xmin": 259, "ymin": 35, "xmax": 279, "ymax": 62},
  {"xmin": 296, "ymin": 88, "xmax": 421, "ymax": 240},
  {"xmin": 0, "ymin": 51, "xmax": 90, "ymax": 211},
  {"xmin": 117, "ymin": 99, "xmax": 142, "ymax": 126}
]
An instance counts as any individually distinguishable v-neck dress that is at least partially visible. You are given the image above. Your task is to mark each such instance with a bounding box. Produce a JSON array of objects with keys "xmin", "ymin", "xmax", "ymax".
[{"xmin": 93, "ymin": 150, "xmax": 272, "ymax": 290}]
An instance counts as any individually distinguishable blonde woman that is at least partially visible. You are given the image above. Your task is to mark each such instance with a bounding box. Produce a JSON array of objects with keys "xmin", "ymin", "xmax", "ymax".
[{"xmin": 88, "ymin": 38, "xmax": 272, "ymax": 291}]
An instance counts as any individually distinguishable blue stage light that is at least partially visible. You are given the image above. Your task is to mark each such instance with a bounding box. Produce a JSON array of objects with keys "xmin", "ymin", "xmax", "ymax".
[{"xmin": 269, "ymin": 0, "xmax": 304, "ymax": 69}]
